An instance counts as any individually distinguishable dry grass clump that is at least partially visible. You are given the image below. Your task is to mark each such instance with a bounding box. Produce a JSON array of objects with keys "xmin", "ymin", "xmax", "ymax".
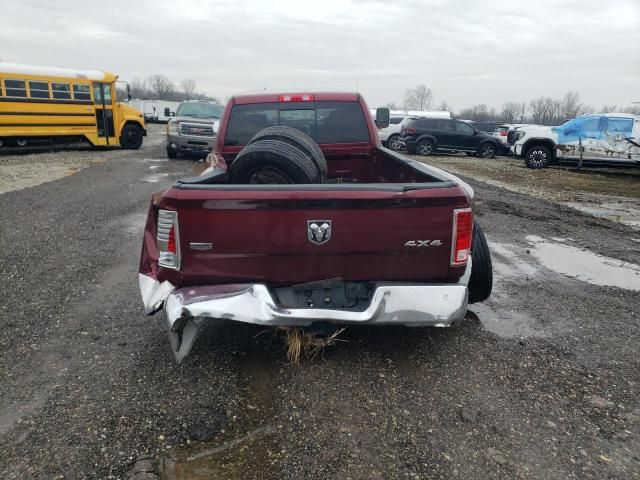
[{"xmin": 279, "ymin": 326, "xmax": 347, "ymax": 364}]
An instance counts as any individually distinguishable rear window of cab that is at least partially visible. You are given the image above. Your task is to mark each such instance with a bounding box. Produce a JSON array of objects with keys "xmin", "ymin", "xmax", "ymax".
[{"xmin": 224, "ymin": 101, "xmax": 370, "ymax": 146}]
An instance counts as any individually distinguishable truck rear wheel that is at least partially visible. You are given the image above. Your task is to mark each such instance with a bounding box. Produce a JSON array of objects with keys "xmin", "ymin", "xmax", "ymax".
[
  {"xmin": 229, "ymin": 140, "xmax": 321, "ymax": 184},
  {"xmin": 468, "ymin": 222, "xmax": 493, "ymax": 304},
  {"xmin": 249, "ymin": 126, "xmax": 327, "ymax": 181}
]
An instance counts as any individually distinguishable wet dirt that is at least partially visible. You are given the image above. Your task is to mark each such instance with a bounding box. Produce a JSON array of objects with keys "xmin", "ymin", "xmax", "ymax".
[
  {"xmin": 525, "ymin": 235, "xmax": 640, "ymax": 291},
  {"xmin": 160, "ymin": 343, "xmax": 281, "ymax": 480},
  {"xmin": 411, "ymin": 154, "xmax": 640, "ymax": 229}
]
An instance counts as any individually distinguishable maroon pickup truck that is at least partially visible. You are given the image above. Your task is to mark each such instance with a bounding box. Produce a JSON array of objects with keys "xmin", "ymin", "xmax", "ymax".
[{"xmin": 139, "ymin": 92, "xmax": 492, "ymax": 361}]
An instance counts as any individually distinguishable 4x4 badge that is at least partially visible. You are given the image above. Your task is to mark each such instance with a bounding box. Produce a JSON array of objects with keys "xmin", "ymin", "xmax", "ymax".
[{"xmin": 308, "ymin": 220, "xmax": 332, "ymax": 245}]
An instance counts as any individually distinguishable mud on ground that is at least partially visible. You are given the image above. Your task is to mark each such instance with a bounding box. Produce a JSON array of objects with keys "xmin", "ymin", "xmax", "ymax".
[{"xmin": 410, "ymin": 154, "xmax": 640, "ymax": 228}]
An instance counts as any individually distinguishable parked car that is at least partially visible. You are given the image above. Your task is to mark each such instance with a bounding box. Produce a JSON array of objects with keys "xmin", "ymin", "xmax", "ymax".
[
  {"xmin": 378, "ymin": 116, "xmax": 409, "ymax": 151},
  {"xmin": 378, "ymin": 112, "xmax": 454, "ymax": 152},
  {"xmin": 469, "ymin": 122, "xmax": 511, "ymax": 155},
  {"xmin": 166, "ymin": 100, "xmax": 224, "ymax": 159},
  {"xmin": 511, "ymin": 113, "xmax": 640, "ymax": 168},
  {"xmin": 139, "ymin": 92, "xmax": 493, "ymax": 361},
  {"xmin": 401, "ymin": 117, "xmax": 501, "ymax": 158}
]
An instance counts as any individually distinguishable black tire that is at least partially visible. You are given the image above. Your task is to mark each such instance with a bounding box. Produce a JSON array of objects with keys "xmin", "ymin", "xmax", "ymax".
[
  {"xmin": 468, "ymin": 222, "xmax": 493, "ymax": 304},
  {"xmin": 120, "ymin": 124, "xmax": 143, "ymax": 149},
  {"xmin": 229, "ymin": 140, "xmax": 321, "ymax": 184},
  {"xmin": 478, "ymin": 142, "xmax": 497, "ymax": 159},
  {"xmin": 524, "ymin": 145, "xmax": 551, "ymax": 169},
  {"xmin": 16, "ymin": 138, "xmax": 28, "ymax": 147},
  {"xmin": 417, "ymin": 139, "xmax": 434, "ymax": 156},
  {"xmin": 249, "ymin": 126, "xmax": 327, "ymax": 181},
  {"xmin": 166, "ymin": 146, "xmax": 179, "ymax": 159},
  {"xmin": 387, "ymin": 134, "xmax": 403, "ymax": 151}
]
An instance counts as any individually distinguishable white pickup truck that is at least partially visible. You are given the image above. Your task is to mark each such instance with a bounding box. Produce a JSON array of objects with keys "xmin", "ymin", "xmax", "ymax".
[{"xmin": 512, "ymin": 113, "xmax": 640, "ymax": 168}]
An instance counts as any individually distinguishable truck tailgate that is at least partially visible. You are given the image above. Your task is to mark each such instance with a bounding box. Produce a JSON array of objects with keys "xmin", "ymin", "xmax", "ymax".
[{"xmin": 165, "ymin": 185, "xmax": 469, "ymax": 286}]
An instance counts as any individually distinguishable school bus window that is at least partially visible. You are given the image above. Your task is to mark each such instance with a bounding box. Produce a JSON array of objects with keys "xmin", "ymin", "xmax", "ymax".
[
  {"xmin": 73, "ymin": 84, "xmax": 91, "ymax": 101},
  {"xmin": 5, "ymin": 79, "xmax": 27, "ymax": 98},
  {"xmin": 93, "ymin": 84, "xmax": 103, "ymax": 104},
  {"xmin": 52, "ymin": 82, "xmax": 71, "ymax": 100},
  {"xmin": 29, "ymin": 81, "xmax": 50, "ymax": 99},
  {"xmin": 103, "ymin": 84, "xmax": 112, "ymax": 103}
]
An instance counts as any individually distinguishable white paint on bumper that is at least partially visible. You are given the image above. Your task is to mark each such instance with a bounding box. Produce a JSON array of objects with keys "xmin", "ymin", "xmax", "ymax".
[{"xmin": 139, "ymin": 273, "xmax": 175, "ymax": 314}]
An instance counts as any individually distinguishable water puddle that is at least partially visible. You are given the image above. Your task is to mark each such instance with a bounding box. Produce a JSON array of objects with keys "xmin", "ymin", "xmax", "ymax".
[
  {"xmin": 160, "ymin": 350, "xmax": 280, "ymax": 479},
  {"xmin": 469, "ymin": 306, "xmax": 544, "ymax": 338},
  {"xmin": 564, "ymin": 200, "xmax": 640, "ymax": 230},
  {"xmin": 488, "ymin": 241, "xmax": 538, "ymax": 280},
  {"xmin": 142, "ymin": 173, "xmax": 169, "ymax": 183},
  {"xmin": 140, "ymin": 158, "xmax": 169, "ymax": 163},
  {"xmin": 526, "ymin": 235, "xmax": 640, "ymax": 291}
]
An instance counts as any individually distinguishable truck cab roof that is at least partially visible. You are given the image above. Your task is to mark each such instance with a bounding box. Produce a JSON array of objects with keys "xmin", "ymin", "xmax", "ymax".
[{"xmin": 230, "ymin": 92, "xmax": 360, "ymax": 105}]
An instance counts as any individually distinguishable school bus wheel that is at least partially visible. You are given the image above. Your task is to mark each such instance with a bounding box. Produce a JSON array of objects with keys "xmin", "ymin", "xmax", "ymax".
[{"xmin": 120, "ymin": 123, "xmax": 143, "ymax": 149}]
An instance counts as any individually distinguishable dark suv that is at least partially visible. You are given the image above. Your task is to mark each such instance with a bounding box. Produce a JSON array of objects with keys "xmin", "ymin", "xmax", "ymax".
[{"xmin": 401, "ymin": 118, "xmax": 501, "ymax": 158}]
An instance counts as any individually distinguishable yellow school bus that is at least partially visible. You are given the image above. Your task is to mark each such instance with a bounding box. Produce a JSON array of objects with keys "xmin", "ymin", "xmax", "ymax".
[{"xmin": 0, "ymin": 63, "xmax": 145, "ymax": 149}]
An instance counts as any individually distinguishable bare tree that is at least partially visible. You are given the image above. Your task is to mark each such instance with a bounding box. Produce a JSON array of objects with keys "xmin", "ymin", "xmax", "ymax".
[
  {"xmin": 580, "ymin": 104, "xmax": 595, "ymax": 115},
  {"xmin": 529, "ymin": 97, "xmax": 558, "ymax": 125},
  {"xmin": 457, "ymin": 104, "xmax": 499, "ymax": 122},
  {"xmin": 515, "ymin": 102, "xmax": 527, "ymax": 122},
  {"xmin": 599, "ymin": 104, "xmax": 617, "ymax": 113},
  {"xmin": 383, "ymin": 102, "xmax": 399, "ymax": 109},
  {"xmin": 180, "ymin": 78, "xmax": 197, "ymax": 101},
  {"xmin": 146, "ymin": 74, "xmax": 174, "ymax": 99},
  {"xmin": 403, "ymin": 84, "xmax": 433, "ymax": 110},
  {"xmin": 501, "ymin": 102, "xmax": 520, "ymax": 123},
  {"xmin": 551, "ymin": 99, "xmax": 563, "ymax": 124},
  {"xmin": 623, "ymin": 105, "xmax": 640, "ymax": 115},
  {"xmin": 130, "ymin": 77, "xmax": 148, "ymax": 98},
  {"xmin": 437, "ymin": 100, "xmax": 451, "ymax": 112},
  {"xmin": 560, "ymin": 91, "xmax": 582, "ymax": 120}
]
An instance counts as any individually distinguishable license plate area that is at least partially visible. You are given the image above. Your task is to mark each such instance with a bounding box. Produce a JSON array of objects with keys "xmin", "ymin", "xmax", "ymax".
[{"xmin": 272, "ymin": 278, "xmax": 373, "ymax": 311}]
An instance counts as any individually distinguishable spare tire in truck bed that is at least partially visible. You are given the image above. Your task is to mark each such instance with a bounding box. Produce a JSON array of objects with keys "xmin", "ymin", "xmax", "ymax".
[
  {"xmin": 248, "ymin": 126, "xmax": 328, "ymax": 181},
  {"xmin": 229, "ymin": 139, "xmax": 322, "ymax": 184},
  {"xmin": 468, "ymin": 222, "xmax": 493, "ymax": 304}
]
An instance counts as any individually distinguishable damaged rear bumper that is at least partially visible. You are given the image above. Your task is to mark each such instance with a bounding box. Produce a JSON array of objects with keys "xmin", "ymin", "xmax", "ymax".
[
  {"xmin": 139, "ymin": 263, "xmax": 472, "ymax": 362},
  {"xmin": 164, "ymin": 282, "xmax": 468, "ymax": 361}
]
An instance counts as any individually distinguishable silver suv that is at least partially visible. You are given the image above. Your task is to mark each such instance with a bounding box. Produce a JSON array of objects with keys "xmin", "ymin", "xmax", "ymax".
[{"xmin": 166, "ymin": 100, "xmax": 224, "ymax": 159}]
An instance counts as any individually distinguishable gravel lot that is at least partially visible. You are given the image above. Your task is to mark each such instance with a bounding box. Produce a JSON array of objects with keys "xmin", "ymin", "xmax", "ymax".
[{"xmin": 1, "ymin": 125, "xmax": 639, "ymax": 479}]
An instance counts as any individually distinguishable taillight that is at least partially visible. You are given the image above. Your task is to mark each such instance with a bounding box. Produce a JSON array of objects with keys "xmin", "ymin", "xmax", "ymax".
[
  {"xmin": 451, "ymin": 208, "xmax": 473, "ymax": 266},
  {"xmin": 158, "ymin": 209, "xmax": 180, "ymax": 269},
  {"xmin": 499, "ymin": 130, "xmax": 508, "ymax": 136},
  {"xmin": 279, "ymin": 94, "xmax": 314, "ymax": 102},
  {"xmin": 406, "ymin": 127, "xmax": 416, "ymax": 134}
]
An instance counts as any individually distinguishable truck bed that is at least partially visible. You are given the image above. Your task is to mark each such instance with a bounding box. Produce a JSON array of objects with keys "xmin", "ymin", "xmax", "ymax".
[{"xmin": 140, "ymin": 148, "xmax": 472, "ymax": 290}]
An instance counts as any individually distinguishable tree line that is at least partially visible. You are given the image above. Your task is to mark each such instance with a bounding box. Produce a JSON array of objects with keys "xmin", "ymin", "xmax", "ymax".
[
  {"xmin": 386, "ymin": 84, "xmax": 640, "ymax": 125},
  {"xmin": 128, "ymin": 74, "xmax": 219, "ymax": 102}
]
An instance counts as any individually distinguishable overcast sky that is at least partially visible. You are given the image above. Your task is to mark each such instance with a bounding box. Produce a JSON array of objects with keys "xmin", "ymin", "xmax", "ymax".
[{"xmin": 2, "ymin": 0, "xmax": 639, "ymax": 110}]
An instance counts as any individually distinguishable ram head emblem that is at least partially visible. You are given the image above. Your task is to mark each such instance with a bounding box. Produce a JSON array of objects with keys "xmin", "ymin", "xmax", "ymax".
[{"xmin": 307, "ymin": 220, "xmax": 332, "ymax": 245}]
